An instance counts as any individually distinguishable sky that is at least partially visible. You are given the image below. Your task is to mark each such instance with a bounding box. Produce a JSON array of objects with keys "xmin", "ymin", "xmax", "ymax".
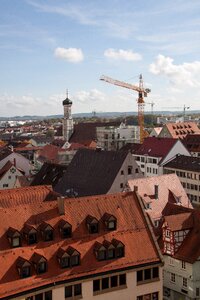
[{"xmin": 1, "ymin": 0, "xmax": 200, "ymax": 117}]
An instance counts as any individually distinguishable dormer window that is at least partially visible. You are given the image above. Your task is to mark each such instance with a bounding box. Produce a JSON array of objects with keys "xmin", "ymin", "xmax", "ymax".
[
  {"xmin": 57, "ymin": 247, "xmax": 80, "ymax": 268},
  {"xmin": 40, "ymin": 222, "xmax": 54, "ymax": 241},
  {"xmin": 103, "ymin": 241, "xmax": 115, "ymax": 259},
  {"xmin": 58, "ymin": 219, "xmax": 72, "ymax": 239},
  {"xmin": 16, "ymin": 257, "xmax": 31, "ymax": 278},
  {"xmin": 112, "ymin": 239, "xmax": 125, "ymax": 258},
  {"xmin": 103, "ymin": 213, "xmax": 117, "ymax": 231},
  {"xmin": 94, "ymin": 242, "xmax": 107, "ymax": 261},
  {"xmin": 7, "ymin": 227, "xmax": 21, "ymax": 248},
  {"xmin": 23, "ymin": 224, "xmax": 37, "ymax": 245},
  {"xmin": 31, "ymin": 253, "xmax": 47, "ymax": 274},
  {"xmin": 94, "ymin": 239, "xmax": 125, "ymax": 261},
  {"xmin": 86, "ymin": 215, "xmax": 99, "ymax": 234}
]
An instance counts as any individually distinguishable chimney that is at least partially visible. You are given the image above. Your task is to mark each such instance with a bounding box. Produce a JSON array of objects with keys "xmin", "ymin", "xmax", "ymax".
[
  {"xmin": 134, "ymin": 185, "xmax": 138, "ymax": 192},
  {"xmin": 13, "ymin": 158, "xmax": 16, "ymax": 167},
  {"xmin": 57, "ymin": 196, "xmax": 65, "ymax": 215},
  {"xmin": 155, "ymin": 185, "xmax": 159, "ymax": 199}
]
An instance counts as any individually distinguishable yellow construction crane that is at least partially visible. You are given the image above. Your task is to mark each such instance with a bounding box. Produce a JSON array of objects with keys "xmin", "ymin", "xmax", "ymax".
[{"xmin": 100, "ymin": 74, "xmax": 151, "ymax": 143}]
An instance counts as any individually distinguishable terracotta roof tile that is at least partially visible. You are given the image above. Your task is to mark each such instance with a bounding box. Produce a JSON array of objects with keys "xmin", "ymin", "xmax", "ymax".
[
  {"xmin": 128, "ymin": 174, "xmax": 192, "ymax": 221},
  {"xmin": 0, "ymin": 192, "xmax": 162, "ymax": 298},
  {"xmin": 165, "ymin": 122, "xmax": 200, "ymax": 139}
]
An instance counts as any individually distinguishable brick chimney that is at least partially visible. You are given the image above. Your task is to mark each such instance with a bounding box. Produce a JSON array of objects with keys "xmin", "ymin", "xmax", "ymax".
[
  {"xmin": 155, "ymin": 185, "xmax": 159, "ymax": 200},
  {"xmin": 57, "ymin": 196, "xmax": 65, "ymax": 215}
]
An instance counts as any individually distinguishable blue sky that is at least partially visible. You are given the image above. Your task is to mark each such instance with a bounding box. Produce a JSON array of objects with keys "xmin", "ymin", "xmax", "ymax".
[{"xmin": 1, "ymin": 0, "xmax": 200, "ymax": 117}]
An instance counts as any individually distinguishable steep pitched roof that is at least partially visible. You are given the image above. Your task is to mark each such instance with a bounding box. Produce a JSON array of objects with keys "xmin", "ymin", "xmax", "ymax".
[
  {"xmin": 36, "ymin": 144, "xmax": 60, "ymax": 163},
  {"xmin": 164, "ymin": 122, "xmax": 200, "ymax": 139},
  {"xmin": 0, "ymin": 191, "xmax": 162, "ymax": 299},
  {"xmin": 31, "ymin": 162, "xmax": 67, "ymax": 187},
  {"xmin": 0, "ymin": 185, "xmax": 58, "ymax": 208},
  {"xmin": 54, "ymin": 148, "xmax": 128, "ymax": 197},
  {"xmin": 128, "ymin": 174, "xmax": 192, "ymax": 220},
  {"xmin": 163, "ymin": 154, "xmax": 200, "ymax": 172},
  {"xmin": 184, "ymin": 133, "xmax": 200, "ymax": 153},
  {"xmin": 134, "ymin": 137, "xmax": 177, "ymax": 158}
]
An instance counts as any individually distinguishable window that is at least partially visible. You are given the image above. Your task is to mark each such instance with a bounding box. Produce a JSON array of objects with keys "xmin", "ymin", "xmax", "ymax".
[
  {"xmin": 61, "ymin": 225, "xmax": 72, "ymax": 239},
  {"xmin": 135, "ymin": 168, "xmax": 139, "ymax": 173},
  {"xmin": 7, "ymin": 228, "xmax": 21, "ymax": 248},
  {"xmin": 93, "ymin": 279, "xmax": 100, "ymax": 292},
  {"xmin": 45, "ymin": 291, "xmax": 52, "ymax": 300},
  {"xmin": 28, "ymin": 233, "xmax": 37, "ymax": 245},
  {"xmin": 111, "ymin": 275, "xmax": 118, "ymax": 287},
  {"xmin": 93, "ymin": 274, "xmax": 126, "ymax": 294},
  {"xmin": 3, "ymin": 184, "xmax": 8, "ymax": 188},
  {"xmin": 35, "ymin": 294, "xmax": 43, "ymax": 300},
  {"xmin": 12, "ymin": 236, "xmax": 21, "ymax": 247},
  {"xmin": 183, "ymin": 277, "xmax": 187, "ymax": 288},
  {"xmin": 86, "ymin": 216, "xmax": 99, "ymax": 234},
  {"xmin": 165, "ymin": 229, "xmax": 170, "ymax": 238},
  {"xmin": 107, "ymin": 220, "xmax": 116, "ymax": 230},
  {"xmin": 21, "ymin": 266, "xmax": 31, "ymax": 278},
  {"xmin": 128, "ymin": 166, "xmax": 132, "ymax": 175},
  {"xmin": 60, "ymin": 256, "xmax": 69, "ymax": 268},
  {"xmin": 102, "ymin": 277, "xmax": 109, "ymax": 289},
  {"xmin": 120, "ymin": 183, "xmax": 123, "ymax": 188},
  {"xmin": 137, "ymin": 267, "xmax": 159, "ymax": 284},
  {"xmin": 196, "ymin": 288, "xmax": 200, "ymax": 297},
  {"xmin": 98, "ymin": 249, "xmax": 106, "ymax": 261},
  {"xmin": 65, "ymin": 284, "xmax": 82, "ymax": 298},
  {"xmin": 121, "ymin": 170, "xmax": 124, "ymax": 175},
  {"xmin": 44, "ymin": 229, "xmax": 53, "ymax": 241},
  {"xmin": 171, "ymin": 273, "xmax": 175, "ymax": 283},
  {"xmin": 38, "ymin": 261, "xmax": 47, "ymax": 274},
  {"xmin": 71, "ymin": 254, "xmax": 79, "ymax": 266},
  {"xmin": 108, "ymin": 248, "xmax": 115, "ymax": 259},
  {"xmin": 137, "ymin": 292, "xmax": 159, "ymax": 300},
  {"xmin": 182, "ymin": 261, "xmax": 186, "ymax": 269}
]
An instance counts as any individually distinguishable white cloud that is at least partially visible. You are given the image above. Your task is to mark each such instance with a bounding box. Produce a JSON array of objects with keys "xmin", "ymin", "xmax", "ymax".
[
  {"xmin": 149, "ymin": 54, "xmax": 200, "ymax": 87},
  {"xmin": 104, "ymin": 48, "xmax": 142, "ymax": 61},
  {"xmin": 54, "ymin": 47, "xmax": 84, "ymax": 63},
  {"xmin": 74, "ymin": 89, "xmax": 106, "ymax": 103}
]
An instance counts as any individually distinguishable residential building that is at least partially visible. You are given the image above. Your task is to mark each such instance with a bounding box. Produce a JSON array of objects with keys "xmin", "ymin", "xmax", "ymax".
[
  {"xmin": 96, "ymin": 123, "xmax": 140, "ymax": 151},
  {"xmin": 0, "ymin": 190, "xmax": 163, "ymax": 300},
  {"xmin": 0, "ymin": 160, "xmax": 24, "ymax": 189},
  {"xmin": 0, "ymin": 147, "xmax": 32, "ymax": 176},
  {"xmin": 159, "ymin": 206, "xmax": 200, "ymax": 300},
  {"xmin": 132, "ymin": 137, "xmax": 190, "ymax": 177},
  {"xmin": 163, "ymin": 154, "xmax": 200, "ymax": 206},
  {"xmin": 158, "ymin": 122, "xmax": 200, "ymax": 139},
  {"xmin": 55, "ymin": 148, "xmax": 143, "ymax": 197},
  {"xmin": 29, "ymin": 136, "xmax": 53, "ymax": 147},
  {"xmin": 128, "ymin": 174, "xmax": 192, "ymax": 228}
]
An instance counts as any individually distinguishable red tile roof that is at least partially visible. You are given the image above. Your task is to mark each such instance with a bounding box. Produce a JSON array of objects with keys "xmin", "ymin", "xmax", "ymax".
[
  {"xmin": 164, "ymin": 122, "xmax": 200, "ymax": 139},
  {"xmin": 134, "ymin": 137, "xmax": 177, "ymax": 158},
  {"xmin": 128, "ymin": 174, "xmax": 192, "ymax": 221},
  {"xmin": 0, "ymin": 192, "xmax": 162, "ymax": 298},
  {"xmin": 163, "ymin": 212, "xmax": 193, "ymax": 231},
  {"xmin": 0, "ymin": 185, "xmax": 58, "ymax": 208}
]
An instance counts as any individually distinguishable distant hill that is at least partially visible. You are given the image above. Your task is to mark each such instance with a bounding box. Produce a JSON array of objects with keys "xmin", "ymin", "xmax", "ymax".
[{"xmin": 0, "ymin": 110, "xmax": 200, "ymax": 121}]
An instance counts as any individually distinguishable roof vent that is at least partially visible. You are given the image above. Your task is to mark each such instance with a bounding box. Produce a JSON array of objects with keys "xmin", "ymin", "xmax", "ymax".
[
  {"xmin": 155, "ymin": 185, "xmax": 159, "ymax": 200},
  {"xmin": 134, "ymin": 185, "xmax": 138, "ymax": 192}
]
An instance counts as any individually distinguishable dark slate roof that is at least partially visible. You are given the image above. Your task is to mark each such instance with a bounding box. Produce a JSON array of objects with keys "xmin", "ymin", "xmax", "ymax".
[
  {"xmin": 31, "ymin": 162, "xmax": 68, "ymax": 187},
  {"xmin": 69, "ymin": 121, "xmax": 121, "ymax": 143},
  {"xmin": 0, "ymin": 147, "xmax": 12, "ymax": 161},
  {"xmin": 120, "ymin": 143, "xmax": 141, "ymax": 153},
  {"xmin": 134, "ymin": 137, "xmax": 177, "ymax": 158},
  {"xmin": 54, "ymin": 148, "xmax": 128, "ymax": 197},
  {"xmin": 31, "ymin": 136, "xmax": 53, "ymax": 144},
  {"xmin": 163, "ymin": 154, "xmax": 200, "ymax": 172},
  {"xmin": 184, "ymin": 134, "xmax": 200, "ymax": 153}
]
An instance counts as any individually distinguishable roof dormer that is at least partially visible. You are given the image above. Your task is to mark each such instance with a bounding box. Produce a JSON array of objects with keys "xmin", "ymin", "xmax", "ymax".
[
  {"xmin": 58, "ymin": 219, "xmax": 72, "ymax": 239},
  {"xmin": 7, "ymin": 227, "xmax": 21, "ymax": 248},
  {"xmin": 31, "ymin": 253, "xmax": 47, "ymax": 274},
  {"xmin": 103, "ymin": 213, "xmax": 117, "ymax": 231},
  {"xmin": 23, "ymin": 224, "xmax": 37, "ymax": 245},
  {"xmin": 57, "ymin": 246, "xmax": 80, "ymax": 268},
  {"xmin": 94, "ymin": 242, "xmax": 107, "ymax": 261},
  {"xmin": 16, "ymin": 257, "xmax": 31, "ymax": 278},
  {"xmin": 39, "ymin": 222, "xmax": 54, "ymax": 242},
  {"xmin": 86, "ymin": 215, "xmax": 99, "ymax": 234}
]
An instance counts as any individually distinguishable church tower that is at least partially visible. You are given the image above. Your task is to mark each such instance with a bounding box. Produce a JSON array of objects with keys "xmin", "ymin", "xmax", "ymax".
[{"xmin": 62, "ymin": 91, "xmax": 74, "ymax": 142}]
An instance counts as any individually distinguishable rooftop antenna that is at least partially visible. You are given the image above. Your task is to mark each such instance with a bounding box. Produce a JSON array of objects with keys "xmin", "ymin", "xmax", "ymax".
[{"xmin": 66, "ymin": 89, "xmax": 69, "ymax": 98}]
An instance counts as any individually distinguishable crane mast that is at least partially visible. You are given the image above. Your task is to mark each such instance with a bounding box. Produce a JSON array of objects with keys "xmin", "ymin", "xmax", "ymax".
[{"xmin": 100, "ymin": 74, "xmax": 151, "ymax": 143}]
